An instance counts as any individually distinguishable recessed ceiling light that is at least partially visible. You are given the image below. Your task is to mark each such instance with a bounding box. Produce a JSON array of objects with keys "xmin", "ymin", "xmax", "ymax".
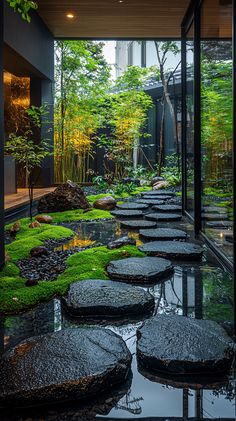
[
  {"xmin": 119, "ymin": 0, "xmax": 124, "ymax": 3},
  {"xmin": 66, "ymin": 13, "xmax": 75, "ymax": 19}
]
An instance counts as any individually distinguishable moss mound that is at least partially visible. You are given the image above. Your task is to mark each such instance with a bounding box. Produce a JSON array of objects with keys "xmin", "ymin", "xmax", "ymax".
[{"xmin": 0, "ymin": 245, "xmax": 145, "ymax": 314}]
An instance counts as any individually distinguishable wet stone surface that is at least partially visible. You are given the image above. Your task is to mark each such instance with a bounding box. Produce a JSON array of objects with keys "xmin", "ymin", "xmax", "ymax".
[
  {"xmin": 119, "ymin": 219, "xmax": 157, "ymax": 229},
  {"xmin": 141, "ymin": 190, "xmax": 176, "ymax": 197},
  {"xmin": 137, "ymin": 199, "xmax": 165, "ymax": 206},
  {"xmin": 111, "ymin": 210, "xmax": 144, "ymax": 218},
  {"xmin": 116, "ymin": 202, "xmax": 149, "ymax": 210},
  {"xmin": 137, "ymin": 315, "xmax": 234, "ymax": 375},
  {"xmin": 145, "ymin": 213, "xmax": 182, "ymax": 222},
  {"xmin": 142, "ymin": 195, "xmax": 173, "ymax": 201},
  {"xmin": 152, "ymin": 204, "xmax": 182, "ymax": 212},
  {"xmin": 0, "ymin": 328, "xmax": 132, "ymax": 407},
  {"xmin": 202, "ymin": 213, "xmax": 229, "ymax": 221},
  {"xmin": 139, "ymin": 228, "xmax": 188, "ymax": 241},
  {"xmin": 62, "ymin": 279, "xmax": 155, "ymax": 318},
  {"xmin": 139, "ymin": 241, "xmax": 203, "ymax": 261},
  {"xmin": 107, "ymin": 256, "xmax": 173, "ymax": 284},
  {"xmin": 107, "ymin": 236, "xmax": 136, "ymax": 249}
]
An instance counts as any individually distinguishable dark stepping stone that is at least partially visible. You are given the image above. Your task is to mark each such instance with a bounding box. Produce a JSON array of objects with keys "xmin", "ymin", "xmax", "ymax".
[
  {"xmin": 116, "ymin": 202, "xmax": 149, "ymax": 210},
  {"xmin": 145, "ymin": 213, "xmax": 182, "ymax": 222},
  {"xmin": 62, "ymin": 279, "xmax": 155, "ymax": 318},
  {"xmin": 139, "ymin": 241, "xmax": 203, "ymax": 260},
  {"xmin": 119, "ymin": 220, "xmax": 157, "ymax": 229},
  {"xmin": 107, "ymin": 256, "xmax": 173, "ymax": 284},
  {"xmin": 136, "ymin": 315, "xmax": 234, "ymax": 375},
  {"xmin": 139, "ymin": 228, "xmax": 187, "ymax": 241},
  {"xmin": 207, "ymin": 221, "xmax": 233, "ymax": 228},
  {"xmin": 143, "ymin": 195, "xmax": 172, "ymax": 201},
  {"xmin": 152, "ymin": 204, "xmax": 182, "ymax": 212},
  {"xmin": 137, "ymin": 199, "xmax": 165, "ymax": 206},
  {"xmin": 107, "ymin": 236, "xmax": 136, "ymax": 249},
  {"xmin": 202, "ymin": 213, "xmax": 229, "ymax": 221},
  {"xmin": 0, "ymin": 328, "xmax": 131, "ymax": 407},
  {"xmin": 111, "ymin": 210, "xmax": 143, "ymax": 218},
  {"xmin": 203, "ymin": 206, "xmax": 228, "ymax": 214},
  {"xmin": 141, "ymin": 190, "xmax": 176, "ymax": 196}
]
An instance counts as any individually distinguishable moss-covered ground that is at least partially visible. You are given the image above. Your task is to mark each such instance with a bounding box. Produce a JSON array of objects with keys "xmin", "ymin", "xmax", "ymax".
[
  {"xmin": 0, "ymin": 246, "xmax": 145, "ymax": 314},
  {"xmin": 1, "ymin": 186, "xmax": 152, "ymax": 314}
]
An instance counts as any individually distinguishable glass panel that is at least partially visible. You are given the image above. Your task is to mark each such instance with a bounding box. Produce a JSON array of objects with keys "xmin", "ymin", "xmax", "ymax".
[
  {"xmin": 201, "ymin": 0, "xmax": 233, "ymax": 262},
  {"xmin": 186, "ymin": 23, "xmax": 194, "ymax": 215}
]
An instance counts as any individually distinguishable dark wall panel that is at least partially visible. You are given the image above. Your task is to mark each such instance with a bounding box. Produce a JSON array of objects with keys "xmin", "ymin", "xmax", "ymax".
[{"xmin": 4, "ymin": 2, "xmax": 54, "ymax": 80}]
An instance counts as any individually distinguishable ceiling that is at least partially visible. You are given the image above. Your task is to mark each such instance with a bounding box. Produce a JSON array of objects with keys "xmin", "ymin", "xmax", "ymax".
[{"xmin": 37, "ymin": 0, "xmax": 190, "ymax": 39}]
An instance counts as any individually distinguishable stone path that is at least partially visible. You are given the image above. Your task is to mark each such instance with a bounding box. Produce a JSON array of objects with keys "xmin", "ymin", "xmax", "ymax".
[
  {"xmin": 139, "ymin": 241, "xmax": 203, "ymax": 260},
  {"xmin": 141, "ymin": 190, "xmax": 176, "ymax": 196},
  {"xmin": 137, "ymin": 199, "xmax": 165, "ymax": 206},
  {"xmin": 62, "ymin": 279, "xmax": 155, "ymax": 318},
  {"xmin": 0, "ymin": 328, "xmax": 131, "ymax": 407},
  {"xmin": 119, "ymin": 219, "xmax": 157, "ymax": 229},
  {"xmin": 152, "ymin": 204, "xmax": 182, "ymax": 212},
  {"xmin": 116, "ymin": 202, "xmax": 149, "ymax": 210},
  {"xmin": 111, "ymin": 210, "xmax": 144, "ymax": 218},
  {"xmin": 139, "ymin": 228, "xmax": 187, "ymax": 241},
  {"xmin": 137, "ymin": 315, "xmax": 234, "ymax": 374},
  {"xmin": 107, "ymin": 256, "xmax": 173, "ymax": 284},
  {"xmin": 145, "ymin": 213, "xmax": 182, "ymax": 222}
]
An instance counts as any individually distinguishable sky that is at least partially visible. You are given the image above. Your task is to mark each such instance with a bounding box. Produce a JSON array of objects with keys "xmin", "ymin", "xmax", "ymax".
[{"xmin": 102, "ymin": 41, "xmax": 116, "ymax": 80}]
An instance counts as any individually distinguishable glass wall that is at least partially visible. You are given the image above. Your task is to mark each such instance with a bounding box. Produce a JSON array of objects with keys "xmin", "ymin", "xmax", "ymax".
[
  {"xmin": 200, "ymin": 0, "xmax": 233, "ymax": 262},
  {"xmin": 186, "ymin": 23, "xmax": 195, "ymax": 216}
]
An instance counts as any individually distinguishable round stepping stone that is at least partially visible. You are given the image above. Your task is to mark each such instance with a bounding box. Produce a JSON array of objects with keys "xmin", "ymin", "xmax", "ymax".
[
  {"xmin": 137, "ymin": 315, "xmax": 234, "ymax": 374},
  {"xmin": 152, "ymin": 204, "xmax": 182, "ymax": 212},
  {"xmin": 203, "ymin": 206, "xmax": 228, "ymax": 214},
  {"xmin": 119, "ymin": 219, "xmax": 157, "ymax": 229},
  {"xmin": 107, "ymin": 256, "xmax": 173, "ymax": 284},
  {"xmin": 143, "ymin": 195, "xmax": 172, "ymax": 201},
  {"xmin": 141, "ymin": 190, "xmax": 176, "ymax": 196},
  {"xmin": 207, "ymin": 221, "xmax": 233, "ymax": 228},
  {"xmin": 0, "ymin": 328, "xmax": 131, "ymax": 407},
  {"xmin": 202, "ymin": 213, "xmax": 228, "ymax": 221},
  {"xmin": 139, "ymin": 241, "xmax": 203, "ymax": 260},
  {"xmin": 145, "ymin": 213, "xmax": 182, "ymax": 222},
  {"xmin": 137, "ymin": 199, "xmax": 165, "ymax": 206},
  {"xmin": 139, "ymin": 228, "xmax": 187, "ymax": 241},
  {"xmin": 62, "ymin": 279, "xmax": 155, "ymax": 318},
  {"xmin": 111, "ymin": 210, "xmax": 143, "ymax": 218},
  {"xmin": 116, "ymin": 202, "xmax": 149, "ymax": 210}
]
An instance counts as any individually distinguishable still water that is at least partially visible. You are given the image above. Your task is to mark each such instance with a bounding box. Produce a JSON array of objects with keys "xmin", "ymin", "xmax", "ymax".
[{"xmin": 0, "ymin": 219, "xmax": 235, "ymax": 420}]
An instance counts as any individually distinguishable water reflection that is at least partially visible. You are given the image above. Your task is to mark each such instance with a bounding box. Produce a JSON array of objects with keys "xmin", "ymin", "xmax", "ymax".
[{"xmin": 0, "ymin": 220, "xmax": 235, "ymax": 420}]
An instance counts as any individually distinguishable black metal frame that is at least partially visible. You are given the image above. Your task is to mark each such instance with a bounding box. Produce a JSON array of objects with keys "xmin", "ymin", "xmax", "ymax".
[
  {"xmin": 0, "ymin": 2, "xmax": 4, "ymax": 269},
  {"xmin": 181, "ymin": 0, "xmax": 235, "ymax": 339}
]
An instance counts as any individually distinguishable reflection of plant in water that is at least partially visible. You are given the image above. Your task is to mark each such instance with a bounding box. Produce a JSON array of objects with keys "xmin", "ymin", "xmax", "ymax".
[{"xmin": 203, "ymin": 268, "xmax": 233, "ymax": 322}]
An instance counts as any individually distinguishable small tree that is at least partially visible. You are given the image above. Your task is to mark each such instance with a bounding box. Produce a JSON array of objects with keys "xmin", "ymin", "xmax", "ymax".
[
  {"xmin": 6, "ymin": 0, "xmax": 38, "ymax": 22},
  {"xmin": 5, "ymin": 105, "xmax": 50, "ymax": 220}
]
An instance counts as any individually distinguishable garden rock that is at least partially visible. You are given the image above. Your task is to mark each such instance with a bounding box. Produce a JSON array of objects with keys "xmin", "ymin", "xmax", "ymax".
[
  {"xmin": 0, "ymin": 328, "xmax": 132, "ymax": 407},
  {"xmin": 107, "ymin": 236, "xmax": 136, "ymax": 249},
  {"xmin": 137, "ymin": 315, "xmax": 234, "ymax": 374},
  {"xmin": 152, "ymin": 204, "xmax": 182, "ymax": 212},
  {"xmin": 107, "ymin": 256, "xmax": 173, "ymax": 284},
  {"xmin": 111, "ymin": 210, "xmax": 143, "ymax": 218},
  {"xmin": 35, "ymin": 215, "xmax": 53, "ymax": 224},
  {"xmin": 38, "ymin": 181, "xmax": 90, "ymax": 213},
  {"xmin": 119, "ymin": 220, "xmax": 157, "ymax": 229},
  {"xmin": 151, "ymin": 176, "xmax": 164, "ymax": 185},
  {"xmin": 145, "ymin": 213, "xmax": 182, "ymax": 222},
  {"xmin": 122, "ymin": 177, "xmax": 140, "ymax": 186},
  {"xmin": 153, "ymin": 180, "xmax": 169, "ymax": 190},
  {"xmin": 139, "ymin": 241, "xmax": 203, "ymax": 260},
  {"xmin": 93, "ymin": 196, "xmax": 117, "ymax": 211},
  {"xmin": 30, "ymin": 246, "xmax": 49, "ymax": 258},
  {"xmin": 116, "ymin": 202, "xmax": 149, "ymax": 210},
  {"xmin": 29, "ymin": 221, "xmax": 41, "ymax": 228},
  {"xmin": 139, "ymin": 228, "xmax": 187, "ymax": 241},
  {"xmin": 10, "ymin": 221, "xmax": 21, "ymax": 236},
  {"xmin": 62, "ymin": 279, "xmax": 155, "ymax": 318}
]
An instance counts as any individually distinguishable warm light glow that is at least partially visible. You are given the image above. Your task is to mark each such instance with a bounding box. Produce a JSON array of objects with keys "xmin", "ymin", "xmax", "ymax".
[
  {"xmin": 66, "ymin": 13, "xmax": 75, "ymax": 19},
  {"xmin": 220, "ymin": 232, "xmax": 224, "ymax": 239}
]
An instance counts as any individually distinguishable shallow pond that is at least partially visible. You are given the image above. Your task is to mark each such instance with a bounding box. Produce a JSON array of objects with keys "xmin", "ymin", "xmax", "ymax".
[{"xmin": 0, "ymin": 219, "xmax": 235, "ymax": 420}]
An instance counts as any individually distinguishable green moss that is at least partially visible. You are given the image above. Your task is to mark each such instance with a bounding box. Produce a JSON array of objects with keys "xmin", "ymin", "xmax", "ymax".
[
  {"xmin": 46, "ymin": 208, "xmax": 113, "ymax": 223},
  {"xmin": 0, "ymin": 245, "xmax": 145, "ymax": 314}
]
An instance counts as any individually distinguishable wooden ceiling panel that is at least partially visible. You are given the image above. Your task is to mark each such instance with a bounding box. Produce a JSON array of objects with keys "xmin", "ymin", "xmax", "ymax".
[{"xmin": 37, "ymin": 0, "xmax": 190, "ymax": 38}]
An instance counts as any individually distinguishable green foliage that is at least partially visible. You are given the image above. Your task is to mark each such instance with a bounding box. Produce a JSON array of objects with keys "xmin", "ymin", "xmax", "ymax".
[
  {"xmin": 7, "ymin": 0, "xmax": 38, "ymax": 22},
  {"xmin": 111, "ymin": 182, "xmax": 136, "ymax": 196},
  {"xmin": 203, "ymin": 268, "xmax": 233, "ymax": 322},
  {"xmin": 0, "ymin": 245, "xmax": 144, "ymax": 314},
  {"xmin": 160, "ymin": 154, "xmax": 181, "ymax": 187},
  {"xmin": 92, "ymin": 176, "xmax": 109, "ymax": 191},
  {"xmin": 45, "ymin": 208, "xmax": 114, "ymax": 223}
]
